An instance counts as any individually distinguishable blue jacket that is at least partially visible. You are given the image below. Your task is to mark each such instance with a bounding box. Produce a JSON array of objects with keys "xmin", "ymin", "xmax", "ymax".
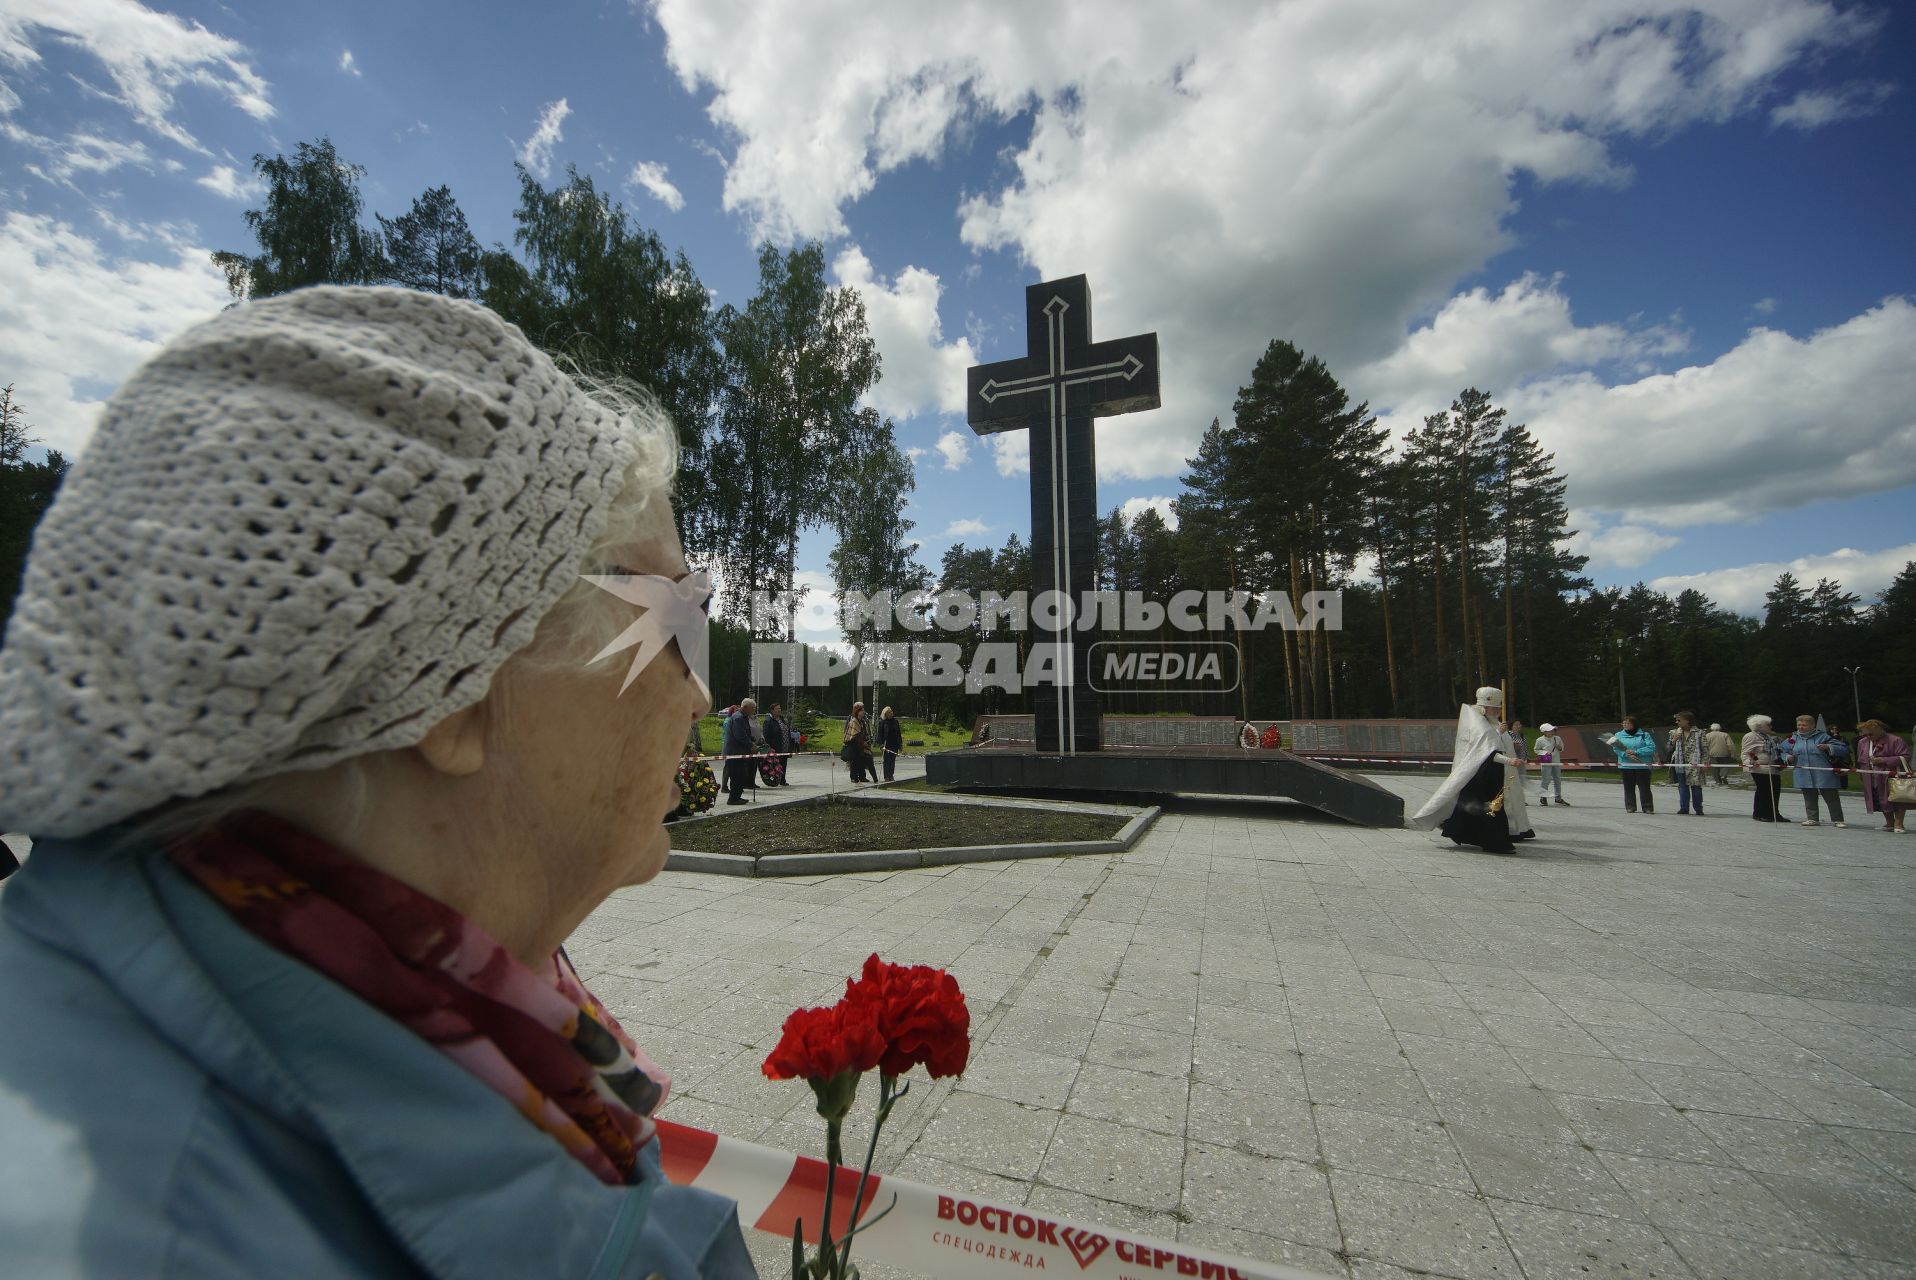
[
  {"xmin": 1611, "ymin": 727, "xmax": 1656, "ymax": 769},
  {"xmin": 0, "ymin": 837, "xmax": 756, "ymax": 1279},
  {"xmin": 1778, "ymin": 729, "xmax": 1850, "ymax": 790},
  {"xmin": 721, "ymin": 712, "xmax": 756, "ymax": 758}
]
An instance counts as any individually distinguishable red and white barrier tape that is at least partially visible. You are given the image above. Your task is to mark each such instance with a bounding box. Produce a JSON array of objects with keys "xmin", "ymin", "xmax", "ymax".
[
  {"xmin": 689, "ymin": 744, "xmax": 1911, "ymax": 779},
  {"xmin": 656, "ymin": 1119, "xmax": 1330, "ymax": 1280}
]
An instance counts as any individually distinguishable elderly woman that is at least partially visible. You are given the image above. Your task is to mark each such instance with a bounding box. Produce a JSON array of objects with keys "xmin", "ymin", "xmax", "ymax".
[
  {"xmin": 1666, "ymin": 711, "xmax": 1708, "ymax": 816},
  {"xmin": 1742, "ymin": 714, "xmax": 1787, "ymax": 824},
  {"xmin": 0, "ymin": 289, "xmax": 755, "ymax": 1276},
  {"xmin": 1778, "ymin": 714, "xmax": 1851, "ymax": 827},
  {"xmin": 1857, "ymin": 719, "xmax": 1911, "ymax": 833}
]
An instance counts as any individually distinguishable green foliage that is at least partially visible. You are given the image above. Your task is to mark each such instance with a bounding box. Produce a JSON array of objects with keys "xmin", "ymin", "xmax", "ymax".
[
  {"xmin": 376, "ymin": 185, "xmax": 481, "ymax": 297},
  {"xmin": 211, "ymin": 138, "xmax": 382, "ymax": 299},
  {"xmin": 711, "ymin": 242, "xmax": 882, "ymax": 633},
  {"xmin": 0, "ymin": 385, "xmax": 69, "ymax": 637},
  {"xmin": 488, "ymin": 165, "xmax": 723, "ymax": 554}
]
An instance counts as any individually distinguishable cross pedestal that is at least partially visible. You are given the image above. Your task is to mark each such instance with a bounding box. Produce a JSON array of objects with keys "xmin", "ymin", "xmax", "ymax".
[{"xmin": 966, "ymin": 275, "xmax": 1160, "ymax": 754}]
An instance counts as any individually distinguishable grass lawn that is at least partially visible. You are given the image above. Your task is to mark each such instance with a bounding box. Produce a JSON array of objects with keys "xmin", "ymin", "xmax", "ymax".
[{"xmin": 695, "ymin": 714, "xmax": 969, "ymax": 757}]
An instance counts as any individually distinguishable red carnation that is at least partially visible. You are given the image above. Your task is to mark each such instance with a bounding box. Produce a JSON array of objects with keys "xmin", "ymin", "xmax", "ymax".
[
  {"xmin": 842, "ymin": 954, "xmax": 970, "ymax": 1080},
  {"xmin": 762, "ymin": 1001, "xmax": 886, "ymax": 1084}
]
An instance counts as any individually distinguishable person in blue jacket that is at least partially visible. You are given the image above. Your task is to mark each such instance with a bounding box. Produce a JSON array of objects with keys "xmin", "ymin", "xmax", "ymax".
[
  {"xmin": 1778, "ymin": 714, "xmax": 1852, "ymax": 827},
  {"xmin": 0, "ymin": 289, "xmax": 756, "ymax": 1278},
  {"xmin": 1609, "ymin": 714, "xmax": 1658, "ymax": 814}
]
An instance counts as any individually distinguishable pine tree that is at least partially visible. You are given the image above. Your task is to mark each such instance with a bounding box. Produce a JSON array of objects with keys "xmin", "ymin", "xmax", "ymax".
[{"xmin": 376, "ymin": 185, "xmax": 482, "ymax": 297}]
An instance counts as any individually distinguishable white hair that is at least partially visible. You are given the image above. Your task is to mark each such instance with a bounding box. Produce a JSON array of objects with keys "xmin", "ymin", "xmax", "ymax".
[{"xmin": 1747, "ymin": 714, "xmax": 1772, "ymax": 729}]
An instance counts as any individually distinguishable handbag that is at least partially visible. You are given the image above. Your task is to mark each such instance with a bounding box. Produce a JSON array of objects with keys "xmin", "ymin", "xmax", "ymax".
[{"xmin": 1889, "ymin": 775, "xmax": 1916, "ymax": 804}]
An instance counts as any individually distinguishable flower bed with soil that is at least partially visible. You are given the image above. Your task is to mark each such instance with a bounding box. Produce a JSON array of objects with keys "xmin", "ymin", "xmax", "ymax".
[{"xmin": 668, "ymin": 794, "xmax": 1125, "ymax": 856}]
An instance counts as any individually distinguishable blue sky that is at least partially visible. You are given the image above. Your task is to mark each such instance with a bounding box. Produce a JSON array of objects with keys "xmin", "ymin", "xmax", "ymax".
[{"xmin": 2, "ymin": 0, "xmax": 1912, "ymax": 630}]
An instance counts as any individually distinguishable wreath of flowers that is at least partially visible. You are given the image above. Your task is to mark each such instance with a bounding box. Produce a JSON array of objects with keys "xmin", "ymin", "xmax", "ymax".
[
  {"xmin": 676, "ymin": 755, "xmax": 718, "ymax": 814},
  {"xmin": 1259, "ymin": 724, "xmax": 1283, "ymax": 750}
]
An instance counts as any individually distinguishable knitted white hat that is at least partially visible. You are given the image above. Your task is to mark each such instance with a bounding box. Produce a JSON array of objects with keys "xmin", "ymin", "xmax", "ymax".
[{"xmin": 0, "ymin": 286, "xmax": 654, "ymax": 837}]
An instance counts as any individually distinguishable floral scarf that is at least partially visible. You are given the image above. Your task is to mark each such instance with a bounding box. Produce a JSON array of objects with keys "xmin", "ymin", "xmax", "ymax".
[{"xmin": 169, "ymin": 811, "xmax": 669, "ymax": 1186}]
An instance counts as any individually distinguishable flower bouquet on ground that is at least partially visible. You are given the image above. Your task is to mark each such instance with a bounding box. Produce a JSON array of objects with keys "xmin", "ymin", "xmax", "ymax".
[
  {"xmin": 763, "ymin": 955, "xmax": 970, "ymax": 1280},
  {"xmin": 676, "ymin": 750, "xmax": 718, "ymax": 816}
]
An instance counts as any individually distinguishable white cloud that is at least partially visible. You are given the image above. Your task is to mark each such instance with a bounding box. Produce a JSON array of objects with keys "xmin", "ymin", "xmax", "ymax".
[
  {"xmin": 1752, "ymin": 297, "xmax": 1777, "ymax": 315},
  {"xmin": 516, "ymin": 98, "xmax": 571, "ymax": 178},
  {"xmin": 933, "ymin": 429, "xmax": 970, "ymax": 471},
  {"xmin": 3, "ymin": 125, "xmax": 155, "ymax": 186},
  {"xmin": 1119, "ymin": 495, "xmax": 1179, "ymax": 531},
  {"xmin": 904, "ymin": 445, "xmax": 927, "ymax": 463},
  {"xmin": 0, "ymin": 211, "xmax": 231, "ymax": 457},
  {"xmin": 338, "ymin": 49, "xmax": 360, "ymax": 78},
  {"xmin": 1355, "ymin": 273, "xmax": 1686, "ymax": 431},
  {"xmin": 1565, "ymin": 512, "xmax": 1680, "ymax": 569},
  {"xmin": 1649, "ymin": 542, "xmax": 1916, "ymax": 616},
  {"xmin": 943, "ymin": 517, "xmax": 990, "ymax": 538},
  {"xmin": 1770, "ymin": 82, "xmax": 1893, "ymax": 130},
  {"xmin": 194, "ymin": 161, "xmax": 258, "ymax": 201},
  {"xmin": 1511, "ymin": 298, "xmax": 1916, "ymax": 527},
  {"xmin": 626, "ymin": 159, "xmax": 685, "ymax": 211},
  {"xmin": 988, "ymin": 432, "xmax": 1027, "ymax": 477},
  {"xmin": 831, "ymin": 245, "xmax": 976, "ymax": 421},
  {"xmin": 0, "ymin": 0, "xmax": 273, "ymax": 150},
  {"xmin": 652, "ymin": 0, "xmax": 1869, "ymax": 482}
]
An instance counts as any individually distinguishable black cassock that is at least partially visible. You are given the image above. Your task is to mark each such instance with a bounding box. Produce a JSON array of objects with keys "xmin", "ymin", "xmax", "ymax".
[{"xmin": 1438, "ymin": 756, "xmax": 1514, "ymax": 854}]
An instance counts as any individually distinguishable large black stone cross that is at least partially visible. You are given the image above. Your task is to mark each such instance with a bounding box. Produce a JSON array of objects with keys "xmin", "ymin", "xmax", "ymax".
[{"xmin": 967, "ymin": 275, "xmax": 1160, "ymax": 754}]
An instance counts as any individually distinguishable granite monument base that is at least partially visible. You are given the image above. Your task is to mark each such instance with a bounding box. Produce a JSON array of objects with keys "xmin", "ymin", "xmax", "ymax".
[{"xmin": 926, "ymin": 743, "xmax": 1405, "ymax": 829}]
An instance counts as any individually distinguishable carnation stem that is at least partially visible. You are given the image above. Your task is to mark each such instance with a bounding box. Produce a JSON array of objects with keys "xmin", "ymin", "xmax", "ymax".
[
  {"xmin": 818, "ymin": 1115, "xmax": 842, "ymax": 1278},
  {"xmin": 837, "ymin": 1073, "xmax": 899, "ymax": 1279}
]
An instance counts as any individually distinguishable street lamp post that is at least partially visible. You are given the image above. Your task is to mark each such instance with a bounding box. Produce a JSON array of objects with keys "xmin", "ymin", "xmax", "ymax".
[
  {"xmin": 1615, "ymin": 635, "xmax": 1628, "ymax": 721},
  {"xmin": 1842, "ymin": 665, "xmax": 1863, "ymax": 728}
]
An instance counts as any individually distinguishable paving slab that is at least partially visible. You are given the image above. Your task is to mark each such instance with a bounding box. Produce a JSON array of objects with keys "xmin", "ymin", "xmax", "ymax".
[{"xmin": 130, "ymin": 764, "xmax": 1891, "ymax": 1280}]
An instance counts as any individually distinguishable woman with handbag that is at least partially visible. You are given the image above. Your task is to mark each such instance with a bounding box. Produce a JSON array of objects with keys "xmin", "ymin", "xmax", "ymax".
[{"xmin": 1858, "ymin": 720, "xmax": 1912, "ymax": 833}]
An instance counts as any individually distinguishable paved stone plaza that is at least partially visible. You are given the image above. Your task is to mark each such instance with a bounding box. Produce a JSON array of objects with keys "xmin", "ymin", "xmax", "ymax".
[
  {"xmin": 564, "ymin": 770, "xmax": 1916, "ymax": 1279},
  {"xmin": 8, "ymin": 767, "xmax": 1912, "ymax": 1277}
]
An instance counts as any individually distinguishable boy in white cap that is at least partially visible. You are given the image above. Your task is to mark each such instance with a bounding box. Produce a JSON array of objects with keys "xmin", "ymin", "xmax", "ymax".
[{"xmin": 1534, "ymin": 722, "xmax": 1567, "ymax": 805}]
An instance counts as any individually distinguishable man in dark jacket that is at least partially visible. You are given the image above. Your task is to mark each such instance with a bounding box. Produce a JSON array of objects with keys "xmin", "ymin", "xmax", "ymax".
[{"xmin": 722, "ymin": 698, "xmax": 757, "ymax": 804}]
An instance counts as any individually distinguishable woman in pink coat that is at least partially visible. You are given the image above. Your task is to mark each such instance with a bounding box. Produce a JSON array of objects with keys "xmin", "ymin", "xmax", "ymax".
[{"xmin": 1858, "ymin": 719, "xmax": 1911, "ymax": 833}]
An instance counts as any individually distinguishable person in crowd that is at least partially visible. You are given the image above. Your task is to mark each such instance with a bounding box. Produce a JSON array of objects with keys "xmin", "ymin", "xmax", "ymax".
[
  {"xmin": 1857, "ymin": 719, "xmax": 1911, "ymax": 833},
  {"xmin": 1742, "ymin": 714, "xmax": 1787, "ymax": 823},
  {"xmin": 1703, "ymin": 722, "xmax": 1736, "ymax": 787},
  {"xmin": 877, "ymin": 706, "xmax": 904, "ymax": 781},
  {"xmin": 0, "ymin": 288, "xmax": 754, "ymax": 1276},
  {"xmin": 759, "ymin": 702, "xmax": 791, "ymax": 787},
  {"xmin": 1410, "ymin": 686, "xmax": 1520, "ymax": 854},
  {"xmin": 843, "ymin": 701, "xmax": 875, "ymax": 783},
  {"xmin": 1609, "ymin": 714, "xmax": 1657, "ymax": 814},
  {"xmin": 1533, "ymin": 721, "xmax": 1567, "ymax": 805},
  {"xmin": 1500, "ymin": 717, "xmax": 1535, "ymax": 841},
  {"xmin": 1778, "ymin": 714, "xmax": 1851, "ymax": 827},
  {"xmin": 722, "ymin": 697, "xmax": 758, "ymax": 805},
  {"xmin": 1667, "ymin": 711, "xmax": 1708, "ymax": 816}
]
